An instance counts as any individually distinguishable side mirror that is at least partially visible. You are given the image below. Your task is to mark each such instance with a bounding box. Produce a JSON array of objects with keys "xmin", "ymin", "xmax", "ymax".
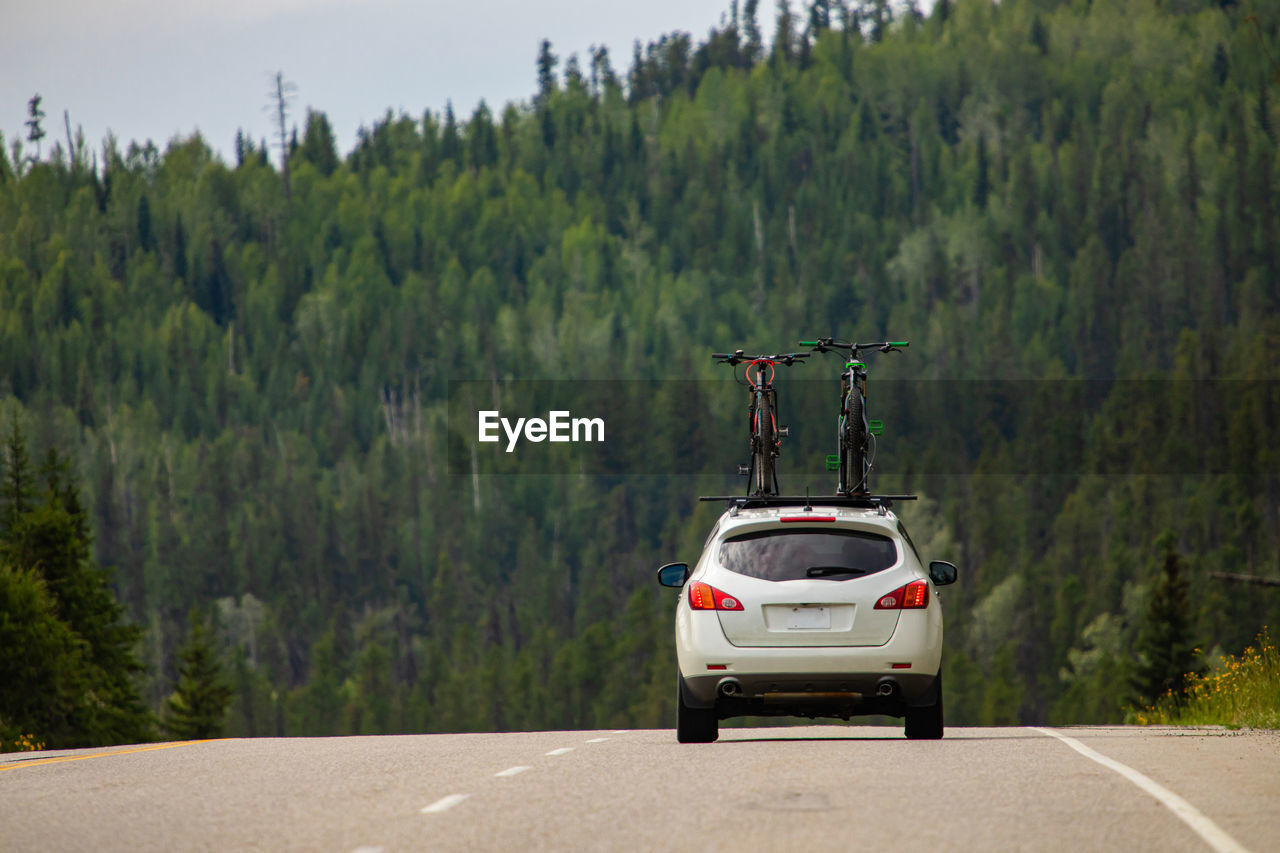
[
  {"xmin": 929, "ymin": 560, "xmax": 958, "ymax": 586},
  {"xmin": 657, "ymin": 562, "xmax": 690, "ymax": 588}
]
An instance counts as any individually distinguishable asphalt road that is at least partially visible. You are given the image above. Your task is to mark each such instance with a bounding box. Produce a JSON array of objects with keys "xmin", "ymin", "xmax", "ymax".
[{"xmin": 2, "ymin": 726, "xmax": 1277, "ymax": 852}]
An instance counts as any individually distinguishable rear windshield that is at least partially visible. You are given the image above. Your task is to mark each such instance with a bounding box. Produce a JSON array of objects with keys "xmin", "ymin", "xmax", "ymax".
[{"xmin": 718, "ymin": 528, "xmax": 899, "ymax": 582}]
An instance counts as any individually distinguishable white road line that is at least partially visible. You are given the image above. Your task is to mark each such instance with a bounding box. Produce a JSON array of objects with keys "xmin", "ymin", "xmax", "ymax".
[
  {"xmin": 585, "ymin": 737, "xmax": 609, "ymax": 743},
  {"xmin": 420, "ymin": 793, "xmax": 470, "ymax": 814},
  {"xmin": 611, "ymin": 730, "xmax": 630, "ymax": 734},
  {"xmin": 545, "ymin": 747, "xmax": 574, "ymax": 756},
  {"xmin": 1032, "ymin": 728, "xmax": 1250, "ymax": 853},
  {"xmin": 494, "ymin": 765, "xmax": 531, "ymax": 777}
]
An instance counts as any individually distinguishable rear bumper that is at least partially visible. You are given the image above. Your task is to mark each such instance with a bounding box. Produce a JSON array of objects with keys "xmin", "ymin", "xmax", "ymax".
[{"xmin": 680, "ymin": 670, "xmax": 940, "ymax": 718}]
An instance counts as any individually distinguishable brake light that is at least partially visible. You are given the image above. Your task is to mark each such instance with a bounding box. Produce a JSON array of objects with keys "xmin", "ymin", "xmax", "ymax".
[
  {"xmin": 689, "ymin": 582, "xmax": 715, "ymax": 609},
  {"xmin": 873, "ymin": 580, "xmax": 929, "ymax": 610},
  {"xmin": 688, "ymin": 581, "xmax": 745, "ymax": 611},
  {"xmin": 901, "ymin": 580, "xmax": 928, "ymax": 608},
  {"xmin": 781, "ymin": 516, "xmax": 836, "ymax": 522}
]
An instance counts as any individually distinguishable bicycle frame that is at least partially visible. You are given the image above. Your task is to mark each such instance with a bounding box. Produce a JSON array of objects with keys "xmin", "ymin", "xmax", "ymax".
[
  {"xmin": 711, "ymin": 350, "xmax": 808, "ymax": 496},
  {"xmin": 801, "ymin": 338, "xmax": 908, "ymax": 496},
  {"xmin": 838, "ymin": 360, "xmax": 870, "ymax": 495},
  {"xmin": 747, "ymin": 360, "xmax": 780, "ymax": 496}
]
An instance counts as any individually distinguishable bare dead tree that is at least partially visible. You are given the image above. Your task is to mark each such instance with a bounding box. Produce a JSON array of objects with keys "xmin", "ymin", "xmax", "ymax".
[
  {"xmin": 64, "ymin": 111, "xmax": 76, "ymax": 171},
  {"xmin": 265, "ymin": 71, "xmax": 297, "ymax": 200}
]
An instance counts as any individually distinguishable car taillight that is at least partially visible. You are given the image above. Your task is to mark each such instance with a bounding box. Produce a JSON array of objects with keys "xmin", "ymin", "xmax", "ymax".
[
  {"xmin": 873, "ymin": 579, "xmax": 929, "ymax": 610},
  {"xmin": 688, "ymin": 581, "xmax": 744, "ymax": 611},
  {"xmin": 901, "ymin": 580, "xmax": 928, "ymax": 608},
  {"xmin": 688, "ymin": 582, "xmax": 715, "ymax": 609}
]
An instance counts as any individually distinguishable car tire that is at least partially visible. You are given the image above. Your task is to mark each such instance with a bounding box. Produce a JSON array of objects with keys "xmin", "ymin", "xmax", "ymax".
[
  {"xmin": 676, "ymin": 674, "xmax": 718, "ymax": 743},
  {"xmin": 904, "ymin": 675, "xmax": 944, "ymax": 740}
]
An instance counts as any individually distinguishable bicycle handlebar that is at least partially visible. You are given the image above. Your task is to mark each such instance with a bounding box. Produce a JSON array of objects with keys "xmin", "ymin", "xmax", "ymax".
[
  {"xmin": 712, "ymin": 350, "xmax": 811, "ymax": 366},
  {"xmin": 801, "ymin": 338, "xmax": 909, "ymax": 356}
]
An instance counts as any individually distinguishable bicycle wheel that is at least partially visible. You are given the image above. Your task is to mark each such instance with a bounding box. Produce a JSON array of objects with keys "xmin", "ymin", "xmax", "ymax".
[
  {"xmin": 842, "ymin": 390, "xmax": 868, "ymax": 494},
  {"xmin": 756, "ymin": 392, "xmax": 775, "ymax": 495}
]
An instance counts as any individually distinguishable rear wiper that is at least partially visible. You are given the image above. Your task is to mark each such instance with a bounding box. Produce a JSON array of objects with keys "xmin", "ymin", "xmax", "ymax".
[{"xmin": 805, "ymin": 566, "xmax": 867, "ymax": 578}]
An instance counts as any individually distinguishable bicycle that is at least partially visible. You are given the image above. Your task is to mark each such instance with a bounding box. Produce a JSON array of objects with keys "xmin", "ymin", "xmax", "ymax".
[
  {"xmin": 800, "ymin": 338, "xmax": 908, "ymax": 496},
  {"xmin": 711, "ymin": 350, "xmax": 810, "ymax": 496}
]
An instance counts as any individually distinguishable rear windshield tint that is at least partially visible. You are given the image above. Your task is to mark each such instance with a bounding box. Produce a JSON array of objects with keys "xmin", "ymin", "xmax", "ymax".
[{"xmin": 718, "ymin": 528, "xmax": 899, "ymax": 582}]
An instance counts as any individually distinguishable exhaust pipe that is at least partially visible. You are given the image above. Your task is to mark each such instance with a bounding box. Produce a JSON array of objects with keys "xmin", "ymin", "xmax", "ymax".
[
  {"xmin": 718, "ymin": 677, "xmax": 743, "ymax": 697},
  {"xmin": 876, "ymin": 678, "xmax": 898, "ymax": 697}
]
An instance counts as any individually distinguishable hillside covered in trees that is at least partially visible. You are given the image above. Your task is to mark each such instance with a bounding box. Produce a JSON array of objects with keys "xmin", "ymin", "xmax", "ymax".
[{"xmin": 1, "ymin": 0, "xmax": 1278, "ymax": 740}]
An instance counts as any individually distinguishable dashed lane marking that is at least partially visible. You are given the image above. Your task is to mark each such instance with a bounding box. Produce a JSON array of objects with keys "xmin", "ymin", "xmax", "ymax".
[
  {"xmin": 421, "ymin": 794, "xmax": 470, "ymax": 814},
  {"xmin": 420, "ymin": 733, "xmax": 627, "ymax": 819},
  {"xmin": 494, "ymin": 766, "xmax": 531, "ymax": 777},
  {"xmin": 1032, "ymin": 728, "xmax": 1250, "ymax": 853}
]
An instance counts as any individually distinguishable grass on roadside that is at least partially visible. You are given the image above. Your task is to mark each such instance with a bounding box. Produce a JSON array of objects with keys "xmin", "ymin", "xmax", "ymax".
[{"xmin": 1130, "ymin": 627, "xmax": 1280, "ymax": 729}]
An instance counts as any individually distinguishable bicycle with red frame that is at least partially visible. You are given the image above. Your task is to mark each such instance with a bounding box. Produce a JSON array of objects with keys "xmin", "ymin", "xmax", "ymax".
[{"xmin": 711, "ymin": 350, "xmax": 810, "ymax": 496}]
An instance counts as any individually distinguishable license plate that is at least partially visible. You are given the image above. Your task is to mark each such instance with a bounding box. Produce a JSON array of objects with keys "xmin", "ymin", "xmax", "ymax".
[{"xmin": 787, "ymin": 606, "xmax": 831, "ymax": 629}]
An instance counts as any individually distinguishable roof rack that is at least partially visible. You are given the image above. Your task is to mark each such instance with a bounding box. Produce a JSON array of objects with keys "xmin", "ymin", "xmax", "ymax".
[{"xmin": 698, "ymin": 494, "xmax": 917, "ymax": 510}]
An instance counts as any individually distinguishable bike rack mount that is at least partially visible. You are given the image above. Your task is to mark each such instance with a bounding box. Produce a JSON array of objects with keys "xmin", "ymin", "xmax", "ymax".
[{"xmin": 698, "ymin": 494, "xmax": 918, "ymax": 510}]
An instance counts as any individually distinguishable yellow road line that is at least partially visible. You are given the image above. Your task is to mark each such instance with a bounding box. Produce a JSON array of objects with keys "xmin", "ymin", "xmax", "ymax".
[{"xmin": 0, "ymin": 740, "xmax": 207, "ymax": 772}]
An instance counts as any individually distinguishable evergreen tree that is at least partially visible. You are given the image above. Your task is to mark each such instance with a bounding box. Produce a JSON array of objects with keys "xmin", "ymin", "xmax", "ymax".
[
  {"xmin": 536, "ymin": 39, "xmax": 559, "ymax": 103},
  {"xmin": 773, "ymin": 0, "xmax": 796, "ymax": 64},
  {"xmin": 440, "ymin": 101, "xmax": 461, "ymax": 164},
  {"xmin": 868, "ymin": 0, "xmax": 890, "ymax": 43},
  {"xmin": 1, "ymin": 430, "xmax": 151, "ymax": 747},
  {"xmin": 809, "ymin": 0, "xmax": 831, "ymax": 34},
  {"xmin": 589, "ymin": 45, "xmax": 618, "ymax": 94},
  {"xmin": 1212, "ymin": 43, "xmax": 1229, "ymax": 86},
  {"xmin": 0, "ymin": 563, "xmax": 85, "ymax": 749},
  {"xmin": 165, "ymin": 608, "xmax": 233, "ymax": 739},
  {"xmin": 1030, "ymin": 14, "xmax": 1048, "ymax": 55},
  {"xmin": 28, "ymin": 449, "xmax": 152, "ymax": 744},
  {"xmin": 25, "ymin": 95, "xmax": 46, "ymax": 162},
  {"xmin": 974, "ymin": 134, "xmax": 989, "ymax": 209},
  {"xmin": 743, "ymin": 0, "xmax": 764, "ymax": 63},
  {"xmin": 1, "ymin": 418, "xmax": 34, "ymax": 538},
  {"xmin": 468, "ymin": 101, "xmax": 498, "ymax": 171},
  {"xmin": 1131, "ymin": 536, "xmax": 1199, "ymax": 708},
  {"xmin": 136, "ymin": 194, "xmax": 155, "ymax": 254},
  {"xmin": 172, "ymin": 214, "xmax": 188, "ymax": 281},
  {"xmin": 299, "ymin": 110, "xmax": 339, "ymax": 177}
]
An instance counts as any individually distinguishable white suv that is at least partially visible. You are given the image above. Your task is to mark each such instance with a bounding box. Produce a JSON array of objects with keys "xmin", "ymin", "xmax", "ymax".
[{"xmin": 657, "ymin": 501, "xmax": 957, "ymax": 742}]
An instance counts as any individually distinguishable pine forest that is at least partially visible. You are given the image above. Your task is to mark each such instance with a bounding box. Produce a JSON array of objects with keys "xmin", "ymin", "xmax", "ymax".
[{"xmin": 1, "ymin": 0, "xmax": 1279, "ymax": 744}]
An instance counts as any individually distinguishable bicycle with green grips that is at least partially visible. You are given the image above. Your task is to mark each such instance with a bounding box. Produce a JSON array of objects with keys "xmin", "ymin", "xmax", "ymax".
[
  {"xmin": 800, "ymin": 338, "xmax": 908, "ymax": 496},
  {"xmin": 711, "ymin": 349, "xmax": 810, "ymax": 496}
]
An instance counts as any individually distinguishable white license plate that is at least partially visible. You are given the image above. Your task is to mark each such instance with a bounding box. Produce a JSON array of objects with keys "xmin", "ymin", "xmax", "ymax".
[{"xmin": 786, "ymin": 606, "xmax": 831, "ymax": 629}]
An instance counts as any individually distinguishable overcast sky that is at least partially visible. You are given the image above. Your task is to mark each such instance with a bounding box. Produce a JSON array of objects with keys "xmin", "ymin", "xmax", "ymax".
[{"xmin": 2, "ymin": 0, "xmax": 757, "ymax": 163}]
